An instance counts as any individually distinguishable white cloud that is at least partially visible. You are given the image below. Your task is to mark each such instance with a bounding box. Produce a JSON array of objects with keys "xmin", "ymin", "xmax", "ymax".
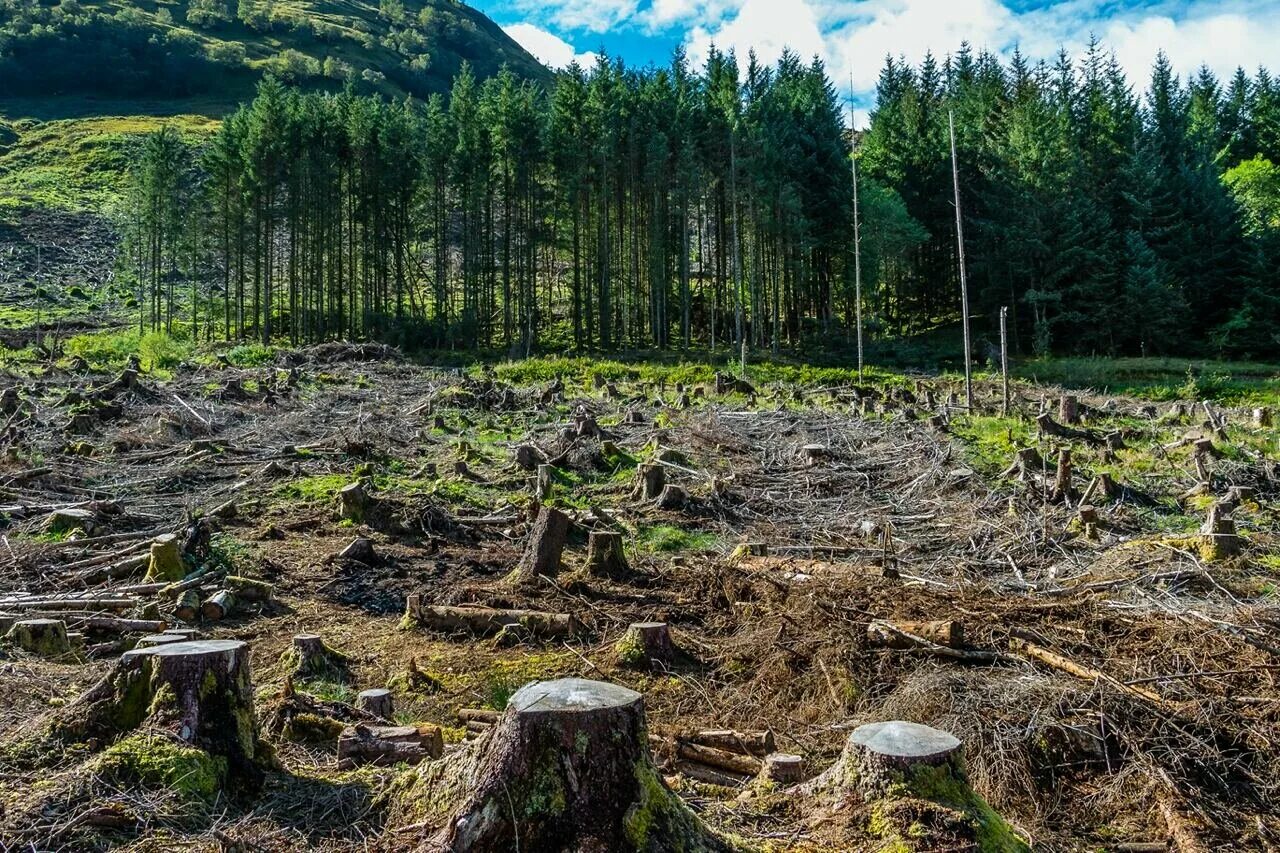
[
  {"xmin": 1098, "ymin": 9, "xmax": 1280, "ymax": 85},
  {"xmin": 503, "ymin": 22, "xmax": 599, "ymax": 69},
  {"xmin": 687, "ymin": 0, "xmax": 826, "ymax": 70},
  {"xmin": 511, "ymin": 0, "xmax": 639, "ymax": 33}
]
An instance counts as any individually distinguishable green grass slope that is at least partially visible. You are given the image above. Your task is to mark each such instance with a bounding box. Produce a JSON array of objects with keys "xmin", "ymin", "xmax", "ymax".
[{"xmin": 0, "ymin": 0, "xmax": 549, "ymax": 103}]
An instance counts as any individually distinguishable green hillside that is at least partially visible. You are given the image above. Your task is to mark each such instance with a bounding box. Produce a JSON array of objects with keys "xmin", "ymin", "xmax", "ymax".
[{"xmin": 0, "ymin": 0, "xmax": 548, "ymax": 102}]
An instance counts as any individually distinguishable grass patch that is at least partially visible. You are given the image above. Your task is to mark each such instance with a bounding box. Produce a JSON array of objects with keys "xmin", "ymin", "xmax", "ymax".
[{"xmin": 635, "ymin": 525, "xmax": 720, "ymax": 554}]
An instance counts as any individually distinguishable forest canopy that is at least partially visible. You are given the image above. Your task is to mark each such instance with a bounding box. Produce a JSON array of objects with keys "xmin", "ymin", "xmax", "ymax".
[{"xmin": 119, "ymin": 41, "xmax": 1280, "ymax": 359}]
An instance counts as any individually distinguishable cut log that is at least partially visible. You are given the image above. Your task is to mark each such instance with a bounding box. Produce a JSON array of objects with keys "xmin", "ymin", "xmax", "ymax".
[
  {"xmin": 457, "ymin": 708, "xmax": 500, "ymax": 724},
  {"xmin": 684, "ymin": 729, "xmax": 775, "ymax": 757},
  {"xmin": 4, "ymin": 618, "xmax": 72, "ymax": 656},
  {"xmin": 758, "ymin": 753, "xmax": 806, "ymax": 785},
  {"xmin": 337, "ymin": 723, "xmax": 444, "ymax": 769},
  {"xmin": 406, "ymin": 602, "xmax": 579, "ymax": 639},
  {"xmin": 174, "ymin": 589, "xmax": 201, "ymax": 622},
  {"xmin": 134, "ymin": 632, "xmax": 188, "ymax": 648},
  {"xmin": 144, "ymin": 533, "xmax": 186, "ymax": 583},
  {"xmin": 866, "ymin": 620, "xmax": 965, "ymax": 650},
  {"xmin": 615, "ymin": 621, "xmax": 676, "ymax": 668},
  {"xmin": 511, "ymin": 506, "xmax": 571, "ymax": 582},
  {"xmin": 409, "ymin": 678, "xmax": 726, "ymax": 851},
  {"xmin": 677, "ymin": 742, "xmax": 762, "ymax": 776},
  {"xmin": 200, "ymin": 590, "xmax": 237, "ymax": 621},
  {"xmin": 225, "ymin": 575, "xmax": 274, "ymax": 603},
  {"xmin": 584, "ymin": 530, "xmax": 629, "ymax": 579},
  {"xmin": 357, "ymin": 688, "xmax": 395, "ymax": 720},
  {"xmin": 77, "ymin": 616, "xmax": 167, "ymax": 634}
]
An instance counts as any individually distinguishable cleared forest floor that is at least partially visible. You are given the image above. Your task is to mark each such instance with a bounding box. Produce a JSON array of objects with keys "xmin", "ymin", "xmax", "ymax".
[{"xmin": 0, "ymin": 344, "xmax": 1277, "ymax": 851}]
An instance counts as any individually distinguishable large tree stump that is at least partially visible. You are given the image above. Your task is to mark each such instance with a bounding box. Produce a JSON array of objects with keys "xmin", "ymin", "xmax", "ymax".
[
  {"xmin": 1058, "ymin": 395, "xmax": 1079, "ymax": 425},
  {"xmin": 5, "ymin": 618, "xmax": 72, "ymax": 657},
  {"xmin": 338, "ymin": 482, "xmax": 372, "ymax": 523},
  {"xmin": 656, "ymin": 484, "xmax": 688, "ymax": 510},
  {"xmin": 511, "ymin": 506, "xmax": 571, "ymax": 583},
  {"xmin": 585, "ymin": 530, "xmax": 630, "ymax": 579},
  {"xmin": 50, "ymin": 639, "xmax": 269, "ymax": 784},
  {"xmin": 407, "ymin": 678, "xmax": 726, "ymax": 852},
  {"xmin": 514, "ymin": 444, "xmax": 545, "ymax": 471},
  {"xmin": 1050, "ymin": 449, "xmax": 1073, "ymax": 502}
]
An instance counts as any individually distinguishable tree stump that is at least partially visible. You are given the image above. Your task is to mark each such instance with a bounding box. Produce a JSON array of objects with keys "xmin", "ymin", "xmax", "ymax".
[
  {"xmin": 1200, "ymin": 504, "xmax": 1243, "ymax": 561},
  {"xmin": 1253, "ymin": 408, "xmax": 1273, "ymax": 428},
  {"xmin": 51, "ymin": 639, "xmax": 268, "ymax": 784},
  {"xmin": 289, "ymin": 633, "xmax": 348, "ymax": 679},
  {"xmin": 357, "ymin": 688, "xmax": 395, "ymax": 720},
  {"xmin": 615, "ymin": 622, "xmax": 676, "ymax": 668},
  {"xmin": 656, "ymin": 484, "xmax": 688, "ymax": 510},
  {"xmin": 632, "ymin": 463, "xmax": 666, "ymax": 501},
  {"xmin": 337, "ymin": 537, "xmax": 379, "ymax": 564},
  {"xmin": 44, "ymin": 507, "xmax": 96, "ymax": 536},
  {"xmin": 799, "ymin": 444, "xmax": 829, "ymax": 467},
  {"xmin": 413, "ymin": 678, "xmax": 726, "ymax": 852},
  {"xmin": 797, "ymin": 720, "xmax": 961, "ymax": 801},
  {"xmin": 338, "ymin": 482, "xmax": 371, "ymax": 523},
  {"xmin": 1059, "ymin": 395, "xmax": 1079, "ymax": 425},
  {"xmin": 1050, "ymin": 449, "xmax": 1073, "ymax": 502},
  {"xmin": 584, "ymin": 530, "xmax": 629, "ymax": 579},
  {"xmin": 5, "ymin": 618, "xmax": 72, "ymax": 657},
  {"xmin": 535, "ymin": 463, "xmax": 555, "ymax": 500},
  {"xmin": 514, "ymin": 444, "xmax": 545, "ymax": 471},
  {"xmin": 999, "ymin": 447, "xmax": 1043, "ymax": 481},
  {"xmin": 511, "ymin": 506, "xmax": 571, "ymax": 583},
  {"xmin": 144, "ymin": 533, "xmax": 186, "ymax": 583}
]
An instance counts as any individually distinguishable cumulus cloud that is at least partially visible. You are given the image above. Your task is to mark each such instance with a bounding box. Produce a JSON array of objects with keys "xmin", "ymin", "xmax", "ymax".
[
  {"xmin": 510, "ymin": 0, "xmax": 639, "ymax": 33},
  {"xmin": 504, "ymin": 22, "xmax": 599, "ymax": 69},
  {"xmin": 687, "ymin": 0, "xmax": 826, "ymax": 70}
]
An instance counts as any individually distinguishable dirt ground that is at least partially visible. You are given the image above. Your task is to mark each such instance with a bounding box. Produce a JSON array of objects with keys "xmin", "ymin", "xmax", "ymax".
[{"xmin": 0, "ymin": 344, "xmax": 1277, "ymax": 851}]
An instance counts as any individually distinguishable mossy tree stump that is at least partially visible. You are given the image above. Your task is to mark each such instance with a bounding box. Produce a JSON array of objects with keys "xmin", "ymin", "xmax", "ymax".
[
  {"xmin": 144, "ymin": 533, "xmax": 186, "ymax": 583},
  {"xmin": 585, "ymin": 530, "xmax": 630, "ymax": 579},
  {"xmin": 615, "ymin": 622, "xmax": 676, "ymax": 669},
  {"xmin": 288, "ymin": 633, "xmax": 349, "ymax": 680},
  {"xmin": 795, "ymin": 720, "xmax": 1026, "ymax": 852},
  {"xmin": 5, "ymin": 618, "xmax": 72, "ymax": 657},
  {"xmin": 410, "ymin": 678, "xmax": 727, "ymax": 852},
  {"xmin": 49, "ymin": 639, "xmax": 269, "ymax": 785}
]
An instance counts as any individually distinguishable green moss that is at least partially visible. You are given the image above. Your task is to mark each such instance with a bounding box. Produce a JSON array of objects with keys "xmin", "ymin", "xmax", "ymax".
[
  {"xmin": 283, "ymin": 713, "xmax": 345, "ymax": 743},
  {"xmin": 622, "ymin": 759, "xmax": 712, "ymax": 852},
  {"xmin": 91, "ymin": 731, "xmax": 226, "ymax": 802},
  {"xmin": 885, "ymin": 763, "xmax": 1028, "ymax": 853}
]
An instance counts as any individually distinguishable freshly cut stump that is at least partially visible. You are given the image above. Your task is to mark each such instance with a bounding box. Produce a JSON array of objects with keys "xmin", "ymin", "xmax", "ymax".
[
  {"xmin": 5, "ymin": 618, "xmax": 72, "ymax": 657},
  {"xmin": 759, "ymin": 753, "xmax": 806, "ymax": 785},
  {"xmin": 50, "ymin": 639, "xmax": 268, "ymax": 784},
  {"xmin": 845, "ymin": 721, "xmax": 962, "ymax": 799},
  {"xmin": 407, "ymin": 677, "xmax": 726, "ymax": 852}
]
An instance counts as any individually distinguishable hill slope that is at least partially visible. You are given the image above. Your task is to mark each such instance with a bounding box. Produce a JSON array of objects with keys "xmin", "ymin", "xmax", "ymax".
[{"xmin": 0, "ymin": 0, "xmax": 548, "ymax": 102}]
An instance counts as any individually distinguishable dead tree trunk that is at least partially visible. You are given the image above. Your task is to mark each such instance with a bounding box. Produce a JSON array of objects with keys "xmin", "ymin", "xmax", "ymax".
[{"xmin": 511, "ymin": 507, "xmax": 571, "ymax": 583}]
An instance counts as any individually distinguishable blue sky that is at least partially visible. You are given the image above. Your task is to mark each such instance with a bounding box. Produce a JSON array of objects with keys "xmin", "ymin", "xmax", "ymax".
[{"xmin": 472, "ymin": 0, "xmax": 1280, "ymax": 126}]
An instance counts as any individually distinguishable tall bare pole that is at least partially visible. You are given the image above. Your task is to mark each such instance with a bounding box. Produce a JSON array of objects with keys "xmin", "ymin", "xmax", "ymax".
[
  {"xmin": 949, "ymin": 110, "xmax": 973, "ymax": 410},
  {"xmin": 850, "ymin": 78, "xmax": 864, "ymax": 383},
  {"xmin": 1000, "ymin": 306, "xmax": 1010, "ymax": 416}
]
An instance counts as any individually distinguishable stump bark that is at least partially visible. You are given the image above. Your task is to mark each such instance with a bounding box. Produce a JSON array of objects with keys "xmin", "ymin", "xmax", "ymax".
[
  {"xmin": 512, "ymin": 506, "xmax": 571, "ymax": 582},
  {"xmin": 289, "ymin": 633, "xmax": 349, "ymax": 679},
  {"xmin": 632, "ymin": 463, "xmax": 666, "ymax": 501},
  {"xmin": 656, "ymin": 484, "xmax": 688, "ymax": 510},
  {"xmin": 585, "ymin": 530, "xmax": 630, "ymax": 579},
  {"xmin": 411, "ymin": 678, "xmax": 726, "ymax": 852}
]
